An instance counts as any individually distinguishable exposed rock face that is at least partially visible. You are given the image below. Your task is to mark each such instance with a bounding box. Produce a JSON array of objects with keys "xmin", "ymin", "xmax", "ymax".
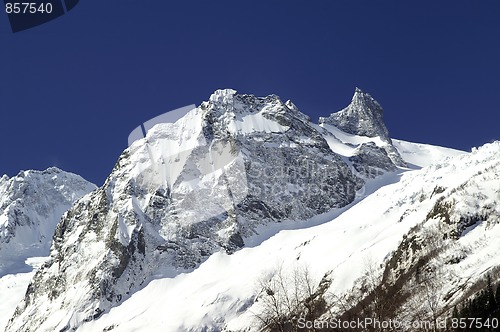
[
  {"xmin": 320, "ymin": 87, "xmax": 389, "ymax": 139},
  {"xmin": 320, "ymin": 88, "xmax": 406, "ymax": 168},
  {"xmin": 349, "ymin": 142, "xmax": 397, "ymax": 178},
  {"xmin": 6, "ymin": 90, "xmax": 366, "ymax": 332},
  {"xmin": 0, "ymin": 168, "xmax": 96, "ymax": 276}
]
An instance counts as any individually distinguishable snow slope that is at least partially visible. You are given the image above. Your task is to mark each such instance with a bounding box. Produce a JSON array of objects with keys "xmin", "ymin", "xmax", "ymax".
[
  {"xmin": 79, "ymin": 141, "xmax": 500, "ymax": 332},
  {"xmin": 319, "ymin": 123, "xmax": 465, "ymax": 169},
  {"xmin": 0, "ymin": 257, "xmax": 48, "ymax": 330},
  {"xmin": 392, "ymin": 138, "xmax": 466, "ymax": 168}
]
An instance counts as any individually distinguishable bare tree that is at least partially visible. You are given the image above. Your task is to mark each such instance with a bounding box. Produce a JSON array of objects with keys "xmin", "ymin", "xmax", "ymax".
[{"xmin": 252, "ymin": 264, "xmax": 329, "ymax": 332}]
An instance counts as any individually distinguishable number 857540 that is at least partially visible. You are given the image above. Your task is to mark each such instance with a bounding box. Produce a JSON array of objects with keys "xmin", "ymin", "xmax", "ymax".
[{"xmin": 5, "ymin": 2, "xmax": 53, "ymax": 14}]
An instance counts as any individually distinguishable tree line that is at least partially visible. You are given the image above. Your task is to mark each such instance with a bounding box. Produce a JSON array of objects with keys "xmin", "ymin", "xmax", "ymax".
[{"xmin": 451, "ymin": 274, "xmax": 500, "ymax": 332}]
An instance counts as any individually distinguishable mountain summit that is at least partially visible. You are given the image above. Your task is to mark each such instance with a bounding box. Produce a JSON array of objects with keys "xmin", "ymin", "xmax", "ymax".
[
  {"xmin": 320, "ymin": 88, "xmax": 390, "ymax": 139},
  {"xmin": 319, "ymin": 88, "xmax": 406, "ymax": 168}
]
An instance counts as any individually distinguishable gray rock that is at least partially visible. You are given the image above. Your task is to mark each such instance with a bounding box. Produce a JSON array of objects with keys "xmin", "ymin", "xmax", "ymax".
[
  {"xmin": 319, "ymin": 87, "xmax": 389, "ymax": 139},
  {"xmin": 320, "ymin": 88, "xmax": 406, "ymax": 168},
  {"xmin": 349, "ymin": 142, "xmax": 397, "ymax": 178}
]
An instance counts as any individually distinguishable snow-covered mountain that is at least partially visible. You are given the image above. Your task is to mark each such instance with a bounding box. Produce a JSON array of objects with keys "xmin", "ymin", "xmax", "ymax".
[
  {"xmin": 0, "ymin": 167, "xmax": 96, "ymax": 275},
  {"xmin": 76, "ymin": 142, "xmax": 498, "ymax": 332},
  {"xmin": 6, "ymin": 89, "xmax": 365, "ymax": 331},
  {"xmin": 4, "ymin": 88, "xmax": 497, "ymax": 332},
  {"xmin": 0, "ymin": 168, "xmax": 96, "ymax": 330}
]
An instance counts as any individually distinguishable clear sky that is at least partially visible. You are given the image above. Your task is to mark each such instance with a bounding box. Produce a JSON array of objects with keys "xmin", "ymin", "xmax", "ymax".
[{"xmin": 1, "ymin": 1, "xmax": 499, "ymax": 185}]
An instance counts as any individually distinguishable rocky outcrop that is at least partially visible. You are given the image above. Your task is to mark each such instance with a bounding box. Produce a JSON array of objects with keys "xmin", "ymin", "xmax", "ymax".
[
  {"xmin": 320, "ymin": 88, "xmax": 406, "ymax": 168},
  {"xmin": 320, "ymin": 87, "xmax": 389, "ymax": 139}
]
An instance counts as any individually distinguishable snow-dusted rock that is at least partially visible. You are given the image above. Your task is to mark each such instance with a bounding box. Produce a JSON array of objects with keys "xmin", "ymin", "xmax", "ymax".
[
  {"xmin": 0, "ymin": 167, "xmax": 96, "ymax": 276},
  {"xmin": 349, "ymin": 142, "xmax": 397, "ymax": 178},
  {"xmin": 320, "ymin": 87, "xmax": 389, "ymax": 139},
  {"xmin": 65, "ymin": 143, "xmax": 499, "ymax": 332},
  {"xmin": 320, "ymin": 88, "xmax": 406, "ymax": 168}
]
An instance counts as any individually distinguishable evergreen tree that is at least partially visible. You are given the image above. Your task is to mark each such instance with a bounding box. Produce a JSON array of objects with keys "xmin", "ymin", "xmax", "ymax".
[
  {"xmin": 452, "ymin": 305, "xmax": 459, "ymax": 319},
  {"xmin": 496, "ymin": 284, "xmax": 500, "ymax": 310},
  {"xmin": 452, "ymin": 277, "xmax": 500, "ymax": 331},
  {"xmin": 487, "ymin": 274, "xmax": 496, "ymax": 313},
  {"xmin": 496, "ymin": 284, "xmax": 500, "ymax": 321}
]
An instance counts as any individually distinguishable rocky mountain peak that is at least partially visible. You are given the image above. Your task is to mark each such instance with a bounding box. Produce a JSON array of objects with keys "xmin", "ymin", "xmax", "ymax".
[
  {"xmin": 204, "ymin": 89, "xmax": 288, "ymax": 115},
  {"xmin": 207, "ymin": 88, "xmax": 238, "ymax": 106},
  {"xmin": 195, "ymin": 90, "xmax": 311, "ymax": 137},
  {"xmin": 320, "ymin": 88, "xmax": 390, "ymax": 139},
  {"xmin": 4, "ymin": 88, "xmax": 491, "ymax": 332}
]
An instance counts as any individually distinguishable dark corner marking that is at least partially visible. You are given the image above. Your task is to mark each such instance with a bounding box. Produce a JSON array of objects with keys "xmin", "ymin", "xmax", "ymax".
[{"xmin": 5, "ymin": 0, "xmax": 80, "ymax": 33}]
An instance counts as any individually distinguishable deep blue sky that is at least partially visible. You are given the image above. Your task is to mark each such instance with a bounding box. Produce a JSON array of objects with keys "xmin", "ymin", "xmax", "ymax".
[{"xmin": 1, "ymin": 1, "xmax": 499, "ymax": 185}]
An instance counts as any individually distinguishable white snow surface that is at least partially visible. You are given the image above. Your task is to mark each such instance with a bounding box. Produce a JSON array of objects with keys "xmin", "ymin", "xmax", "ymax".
[
  {"xmin": 0, "ymin": 257, "xmax": 49, "ymax": 331},
  {"xmin": 392, "ymin": 138, "xmax": 466, "ymax": 168},
  {"xmin": 77, "ymin": 140, "xmax": 498, "ymax": 332}
]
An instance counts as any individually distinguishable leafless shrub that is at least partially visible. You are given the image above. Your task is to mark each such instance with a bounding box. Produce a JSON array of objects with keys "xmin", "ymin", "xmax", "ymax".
[{"xmin": 252, "ymin": 264, "xmax": 331, "ymax": 332}]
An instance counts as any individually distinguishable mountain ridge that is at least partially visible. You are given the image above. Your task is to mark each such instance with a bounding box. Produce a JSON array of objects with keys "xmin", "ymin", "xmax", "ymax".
[
  {"xmin": 0, "ymin": 167, "xmax": 96, "ymax": 277},
  {"xmin": 0, "ymin": 167, "xmax": 96, "ymax": 330},
  {"xmin": 6, "ymin": 88, "xmax": 404, "ymax": 331},
  {"xmin": 2, "ymin": 88, "xmax": 489, "ymax": 332}
]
